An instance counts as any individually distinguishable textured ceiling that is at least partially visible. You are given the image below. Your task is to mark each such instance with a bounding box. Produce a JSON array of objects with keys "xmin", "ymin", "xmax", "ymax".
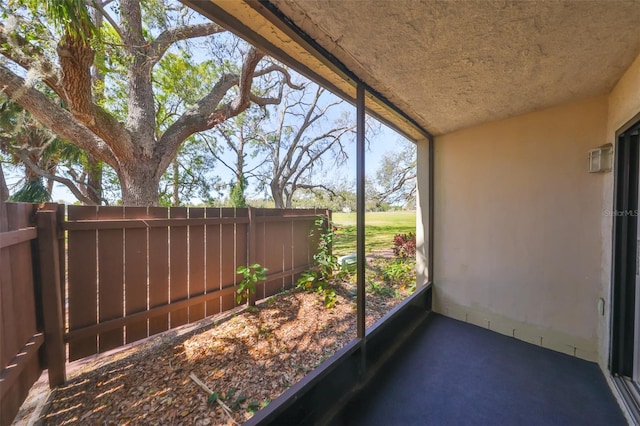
[{"xmin": 269, "ymin": 0, "xmax": 640, "ymax": 135}]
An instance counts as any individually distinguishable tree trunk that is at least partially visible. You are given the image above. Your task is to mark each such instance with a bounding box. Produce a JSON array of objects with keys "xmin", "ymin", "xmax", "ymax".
[
  {"xmin": 0, "ymin": 162, "xmax": 8, "ymax": 202},
  {"xmin": 271, "ymin": 181, "xmax": 285, "ymax": 209},
  {"xmin": 119, "ymin": 164, "xmax": 161, "ymax": 206},
  {"xmin": 86, "ymin": 155, "xmax": 102, "ymax": 205},
  {"xmin": 172, "ymin": 159, "xmax": 180, "ymax": 206}
]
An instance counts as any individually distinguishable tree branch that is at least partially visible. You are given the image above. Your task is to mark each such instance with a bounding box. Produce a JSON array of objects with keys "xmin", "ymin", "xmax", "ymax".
[
  {"xmin": 249, "ymin": 83, "xmax": 284, "ymax": 106},
  {"xmin": 149, "ymin": 22, "xmax": 225, "ymax": 67},
  {"xmin": 202, "ymin": 133, "xmax": 240, "ymax": 179},
  {"xmin": 158, "ymin": 53, "xmax": 306, "ymax": 176},
  {"xmin": 375, "ymin": 169, "xmax": 416, "ymax": 204},
  {"xmin": 0, "ymin": 161, "xmax": 8, "ymax": 202},
  {"xmin": 120, "ymin": 0, "xmax": 157, "ymax": 153},
  {"xmin": 296, "ymin": 183, "xmax": 345, "ymax": 200},
  {"xmin": 15, "ymin": 148, "xmax": 97, "ymax": 205},
  {"xmin": 0, "ymin": 64, "xmax": 118, "ymax": 167},
  {"xmin": 253, "ymin": 64, "xmax": 304, "ymax": 90},
  {"xmin": 55, "ymin": 24, "xmax": 134, "ymax": 158},
  {"xmin": 89, "ymin": 0, "xmax": 125, "ymax": 41},
  {"xmin": 0, "ymin": 25, "xmax": 65, "ymax": 100},
  {"xmin": 157, "ymin": 48, "xmax": 265, "ymax": 172}
]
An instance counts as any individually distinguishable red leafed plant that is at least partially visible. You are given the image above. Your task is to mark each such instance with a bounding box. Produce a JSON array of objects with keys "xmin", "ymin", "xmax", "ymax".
[{"xmin": 393, "ymin": 232, "xmax": 417, "ymax": 258}]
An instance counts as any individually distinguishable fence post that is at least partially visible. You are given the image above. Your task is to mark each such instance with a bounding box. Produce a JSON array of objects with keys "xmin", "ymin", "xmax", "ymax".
[
  {"xmin": 247, "ymin": 207, "xmax": 257, "ymax": 307},
  {"xmin": 36, "ymin": 209, "xmax": 66, "ymax": 387}
]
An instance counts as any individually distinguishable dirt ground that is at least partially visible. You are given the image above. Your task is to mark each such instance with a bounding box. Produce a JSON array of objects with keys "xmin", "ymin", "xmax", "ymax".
[{"xmin": 22, "ymin": 257, "xmax": 413, "ymax": 425}]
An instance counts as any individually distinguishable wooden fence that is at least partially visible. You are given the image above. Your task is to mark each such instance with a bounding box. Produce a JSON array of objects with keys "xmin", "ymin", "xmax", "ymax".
[
  {"xmin": 0, "ymin": 203, "xmax": 324, "ymax": 424},
  {"xmin": 0, "ymin": 203, "xmax": 43, "ymax": 426},
  {"xmin": 60, "ymin": 206, "xmax": 323, "ymax": 361}
]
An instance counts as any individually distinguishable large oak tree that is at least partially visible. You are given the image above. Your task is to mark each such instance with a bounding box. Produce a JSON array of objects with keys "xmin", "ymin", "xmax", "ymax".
[
  {"xmin": 256, "ymin": 84, "xmax": 355, "ymax": 208},
  {"xmin": 0, "ymin": 0, "xmax": 296, "ymax": 205}
]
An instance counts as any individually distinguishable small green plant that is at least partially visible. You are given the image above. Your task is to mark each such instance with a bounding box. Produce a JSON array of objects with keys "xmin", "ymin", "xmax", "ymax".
[
  {"xmin": 208, "ymin": 388, "xmax": 250, "ymax": 413},
  {"xmin": 296, "ymin": 270, "xmax": 318, "ymax": 291},
  {"xmin": 257, "ymin": 324, "xmax": 273, "ymax": 339},
  {"xmin": 296, "ymin": 215, "xmax": 340, "ymax": 308},
  {"xmin": 229, "ymin": 393, "xmax": 247, "ymax": 409},
  {"xmin": 382, "ymin": 259, "xmax": 414, "ymax": 287},
  {"xmin": 207, "ymin": 392, "xmax": 220, "ymax": 405},
  {"xmin": 367, "ymin": 277, "xmax": 394, "ymax": 297},
  {"xmin": 320, "ymin": 286, "xmax": 337, "ymax": 308},
  {"xmin": 313, "ymin": 215, "xmax": 339, "ymax": 280},
  {"xmin": 236, "ymin": 263, "xmax": 268, "ymax": 304},
  {"xmin": 295, "ymin": 270, "xmax": 337, "ymax": 308},
  {"xmin": 247, "ymin": 400, "xmax": 260, "ymax": 414}
]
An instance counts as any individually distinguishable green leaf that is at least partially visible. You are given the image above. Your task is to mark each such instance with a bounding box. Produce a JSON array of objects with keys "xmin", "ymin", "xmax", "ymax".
[
  {"xmin": 247, "ymin": 401, "xmax": 261, "ymax": 414},
  {"xmin": 208, "ymin": 392, "xmax": 219, "ymax": 404}
]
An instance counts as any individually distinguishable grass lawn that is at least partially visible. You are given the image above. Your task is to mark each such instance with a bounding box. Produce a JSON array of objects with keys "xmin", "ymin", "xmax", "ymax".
[{"xmin": 332, "ymin": 211, "xmax": 416, "ymax": 256}]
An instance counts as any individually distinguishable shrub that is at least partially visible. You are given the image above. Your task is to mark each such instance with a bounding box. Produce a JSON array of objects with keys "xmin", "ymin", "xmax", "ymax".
[
  {"xmin": 393, "ymin": 232, "xmax": 416, "ymax": 258},
  {"xmin": 236, "ymin": 264, "xmax": 268, "ymax": 304},
  {"xmin": 296, "ymin": 214, "xmax": 339, "ymax": 308}
]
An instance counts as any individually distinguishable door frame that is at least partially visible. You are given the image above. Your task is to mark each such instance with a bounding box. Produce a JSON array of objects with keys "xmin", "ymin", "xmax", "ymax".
[{"xmin": 610, "ymin": 113, "xmax": 640, "ymax": 377}]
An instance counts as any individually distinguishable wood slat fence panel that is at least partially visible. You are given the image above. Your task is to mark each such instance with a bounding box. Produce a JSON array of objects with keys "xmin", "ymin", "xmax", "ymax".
[
  {"xmin": 169, "ymin": 207, "xmax": 188, "ymax": 328},
  {"xmin": 220, "ymin": 207, "xmax": 237, "ymax": 313},
  {"xmin": 188, "ymin": 208, "xmax": 205, "ymax": 323},
  {"xmin": 67, "ymin": 206, "xmax": 98, "ymax": 361},
  {"xmin": 97, "ymin": 206, "xmax": 124, "ymax": 353},
  {"xmin": 148, "ymin": 207, "xmax": 169, "ymax": 336},
  {"xmin": 62, "ymin": 206, "xmax": 322, "ymax": 359},
  {"xmin": 0, "ymin": 202, "xmax": 43, "ymax": 426},
  {"xmin": 204, "ymin": 207, "xmax": 221, "ymax": 317},
  {"xmin": 235, "ymin": 208, "xmax": 249, "ymax": 304},
  {"xmin": 124, "ymin": 207, "xmax": 148, "ymax": 343}
]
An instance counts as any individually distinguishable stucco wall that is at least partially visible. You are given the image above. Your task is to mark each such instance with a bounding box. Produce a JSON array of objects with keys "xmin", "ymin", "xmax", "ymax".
[
  {"xmin": 433, "ymin": 95, "xmax": 608, "ymax": 362},
  {"xmin": 600, "ymin": 52, "xmax": 640, "ymax": 366}
]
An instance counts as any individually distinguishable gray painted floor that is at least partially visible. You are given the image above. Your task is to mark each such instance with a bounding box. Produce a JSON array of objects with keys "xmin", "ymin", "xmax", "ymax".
[{"xmin": 334, "ymin": 314, "xmax": 626, "ymax": 426}]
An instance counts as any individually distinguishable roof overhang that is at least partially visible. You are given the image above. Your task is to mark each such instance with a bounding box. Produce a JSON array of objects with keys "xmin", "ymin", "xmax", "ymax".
[{"xmin": 187, "ymin": 0, "xmax": 640, "ymax": 138}]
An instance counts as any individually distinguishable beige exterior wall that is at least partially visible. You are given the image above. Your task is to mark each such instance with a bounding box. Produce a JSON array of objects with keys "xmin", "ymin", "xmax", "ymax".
[
  {"xmin": 599, "ymin": 53, "xmax": 640, "ymax": 366},
  {"xmin": 433, "ymin": 95, "xmax": 609, "ymax": 362}
]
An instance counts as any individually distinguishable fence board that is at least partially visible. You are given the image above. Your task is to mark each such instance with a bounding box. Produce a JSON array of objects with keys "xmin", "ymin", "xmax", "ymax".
[
  {"xmin": 264, "ymin": 218, "xmax": 285, "ymax": 297},
  {"xmin": 68, "ymin": 205, "xmax": 98, "ymax": 360},
  {"xmin": 169, "ymin": 207, "xmax": 188, "ymax": 328},
  {"xmin": 205, "ymin": 208, "xmax": 221, "ymax": 317},
  {"xmin": 36, "ymin": 209, "xmax": 66, "ymax": 386},
  {"xmin": 97, "ymin": 206, "xmax": 124, "ymax": 352},
  {"xmin": 220, "ymin": 208, "xmax": 236, "ymax": 312},
  {"xmin": 1, "ymin": 205, "xmax": 18, "ymax": 371},
  {"xmin": 293, "ymin": 220, "xmax": 312, "ymax": 269},
  {"xmin": 254, "ymin": 216, "xmax": 266, "ymax": 300},
  {"xmin": 148, "ymin": 207, "xmax": 169, "ymax": 336},
  {"xmin": 124, "ymin": 207, "xmax": 148, "ymax": 343},
  {"xmin": 64, "ymin": 286, "xmax": 239, "ymax": 341},
  {"xmin": 188, "ymin": 208, "xmax": 205, "ymax": 322},
  {"xmin": 9, "ymin": 204, "xmax": 38, "ymax": 345},
  {"xmin": 7, "ymin": 204, "xmax": 39, "ymax": 406},
  {"xmin": 0, "ymin": 228, "xmax": 37, "ymax": 249},
  {"xmin": 236, "ymin": 208, "xmax": 249, "ymax": 302},
  {"xmin": 57, "ymin": 204, "xmax": 66, "ymax": 331},
  {"xmin": 0, "ymin": 203, "xmax": 43, "ymax": 426}
]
